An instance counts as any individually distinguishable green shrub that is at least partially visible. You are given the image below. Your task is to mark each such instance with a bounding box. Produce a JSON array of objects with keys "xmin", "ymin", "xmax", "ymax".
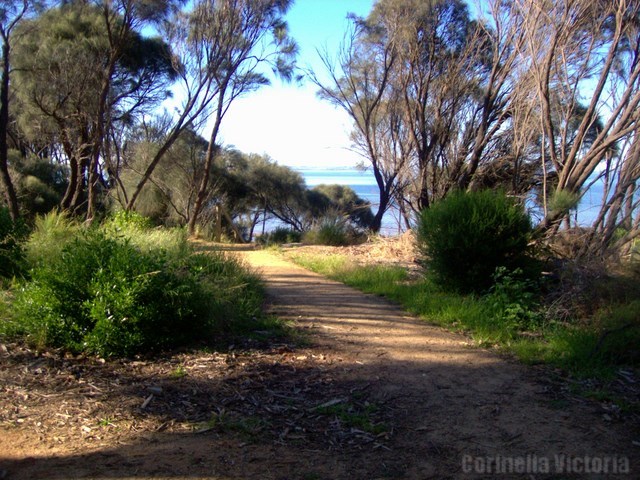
[
  {"xmin": 24, "ymin": 210, "xmax": 79, "ymax": 268},
  {"xmin": 485, "ymin": 267, "xmax": 543, "ymax": 332},
  {"xmin": 417, "ymin": 189, "xmax": 534, "ymax": 293},
  {"xmin": 13, "ymin": 227, "xmax": 264, "ymax": 357},
  {"xmin": 303, "ymin": 216, "xmax": 351, "ymax": 246},
  {"xmin": 103, "ymin": 210, "xmax": 154, "ymax": 231},
  {"xmin": 257, "ymin": 227, "xmax": 302, "ymax": 246},
  {"xmin": 0, "ymin": 207, "xmax": 26, "ymax": 280}
]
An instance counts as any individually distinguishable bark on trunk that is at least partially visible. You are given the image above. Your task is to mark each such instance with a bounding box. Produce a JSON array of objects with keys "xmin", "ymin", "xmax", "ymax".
[
  {"xmin": 0, "ymin": 42, "xmax": 19, "ymax": 220},
  {"xmin": 188, "ymin": 89, "xmax": 226, "ymax": 236}
]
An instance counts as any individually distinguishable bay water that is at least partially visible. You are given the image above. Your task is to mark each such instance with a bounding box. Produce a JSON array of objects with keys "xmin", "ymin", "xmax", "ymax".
[{"xmin": 270, "ymin": 167, "xmax": 607, "ymax": 236}]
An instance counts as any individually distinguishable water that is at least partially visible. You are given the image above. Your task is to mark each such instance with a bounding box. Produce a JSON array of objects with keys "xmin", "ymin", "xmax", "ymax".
[
  {"xmin": 265, "ymin": 167, "xmax": 610, "ymax": 235},
  {"xmin": 297, "ymin": 167, "xmax": 405, "ymax": 236}
]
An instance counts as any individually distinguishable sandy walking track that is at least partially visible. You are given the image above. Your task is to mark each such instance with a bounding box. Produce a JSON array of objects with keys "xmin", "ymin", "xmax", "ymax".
[
  {"xmin": 240, "ymin": 250, "xmax": 637, "ymax": 478},
  {"xmin": 0, "ymin": 249, "xmax": 637, "ymax": 479}
]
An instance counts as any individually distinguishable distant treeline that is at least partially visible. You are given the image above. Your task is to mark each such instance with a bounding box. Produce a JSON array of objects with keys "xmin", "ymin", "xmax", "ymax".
[{"xmin": 1, "ymin": 0, "xmax": 639, "ymax": 259}]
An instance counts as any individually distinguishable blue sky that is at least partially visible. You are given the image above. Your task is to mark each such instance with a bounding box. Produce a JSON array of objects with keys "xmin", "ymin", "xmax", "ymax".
[{"xmin": 218, "ymin": 0, "xmax": 375, "ymax": 169}]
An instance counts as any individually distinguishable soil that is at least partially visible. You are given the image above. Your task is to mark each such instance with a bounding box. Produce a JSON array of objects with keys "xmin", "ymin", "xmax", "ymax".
[{"xmin": 0, "ymin": 240, "xmax": 638, "ymax": 479}]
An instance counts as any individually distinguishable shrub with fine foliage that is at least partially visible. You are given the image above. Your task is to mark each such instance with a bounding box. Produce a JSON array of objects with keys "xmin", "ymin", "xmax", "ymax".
[
  {"xmin": 257, "ymin": 226, "xmax": 302, "ymax": 246},
  {"xmin": 11, "ymin": 214, "xmax": 264, "ymax": 357},
  {"xmin": 417, "ymin": 190, "xmax": 534, "ymax": 293},
  {"xmin": 303, "ymin": 216, "xmax": 354, "ymax": 246}
]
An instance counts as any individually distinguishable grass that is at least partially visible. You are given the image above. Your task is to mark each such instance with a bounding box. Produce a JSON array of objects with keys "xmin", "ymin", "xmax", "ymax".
[
  {"xmin": 170, "ymin": 365, "xmax": 187, "ymax": 378},
  {"xmin": 97, "ymin": 417, "xmax": 117, "ymax": 427},
  {"xmin": 316, "ymin": 401, "xmax": 387, "ymax": 435},
  {"xmin": 285, "ymin": 252, "xmax": 640, "ymax": 384},
  {"xmin": 198, "ymin": 411, "xmax": 269, "ymax": 441},
  {"xmin": 287, "ymin": 253, "xmax": 519, "ymax": 345}
]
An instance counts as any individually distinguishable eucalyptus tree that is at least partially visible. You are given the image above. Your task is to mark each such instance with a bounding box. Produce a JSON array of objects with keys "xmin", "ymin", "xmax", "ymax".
[
  {"xmin": 314, "ymin": 0, "xmax": 522, "ymax": 227},
  {"xmin": 120, "ymin": 123, "xmax": 209, "ymax": 225},
  {"xmin": 124, "ymin": 0, "xmax": 297, "ymax": 235},
  {"xmin": 312, "ymin": 15, "xmax": 401, "ymax": 232},
  {"xmin": 13, "ymin": 0, "xmax": 178, "ymax": 218},
  {"xmin": 185, "ymin": 0, "xmax": 297, "ymax": 235},
  {"xmin": 0, "ymin": 0, "xmax": 30, "ymax": 220},
  {"xmin": 511, "ymin": 0, "xmax": 640, "ymax": 255},
  {"xmin": 246, "ymin": 154, "xmax": 309, "ymax": 232}
]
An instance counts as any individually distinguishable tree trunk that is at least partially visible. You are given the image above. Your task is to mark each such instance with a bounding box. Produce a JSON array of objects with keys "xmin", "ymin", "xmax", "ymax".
[
  {"xmin": 61, "ymin": 156, "xmax": 78, "ymax": 210},
  {"xmin": 0, "ymin": 42, "xmax": 19, "ymax": 220},
  {"xmin": 188, "ymin": 89, "xmax": 226, "ymax": 236},
  {"xmin": 372, "ymin": 186, "xmax": 391, "ymax": 233}
]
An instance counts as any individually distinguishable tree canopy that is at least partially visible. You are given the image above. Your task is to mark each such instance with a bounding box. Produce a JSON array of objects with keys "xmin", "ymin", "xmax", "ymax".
[{"xmin": 1, "ymin": 0, "xmax": 639, "ymax": 258}]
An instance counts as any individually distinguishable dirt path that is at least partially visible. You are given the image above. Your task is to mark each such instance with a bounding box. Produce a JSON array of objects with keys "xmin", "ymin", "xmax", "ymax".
[
  {"xmin": 240, "ymin": 250, "xmax": 638, "ymax": 478},
  {"xmin": 1, "ymin": 249, "xmax": 637, "ymax": 479}
]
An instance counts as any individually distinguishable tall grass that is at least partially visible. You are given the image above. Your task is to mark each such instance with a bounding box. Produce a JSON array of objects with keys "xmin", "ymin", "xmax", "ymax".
[
  {"xmin": 303, "ymin": 216, "xmax": 355, "ymax": 246},
  {"xmin": 24, "ymin": 210, "xmax": 80, "ymax": 267},
  {"xmin": 102, "ymin": 210, "xmax": 191, "ymax": 260}
]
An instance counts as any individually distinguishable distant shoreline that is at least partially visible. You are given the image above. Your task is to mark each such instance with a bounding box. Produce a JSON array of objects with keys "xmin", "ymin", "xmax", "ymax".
[{"xmin": 294, "ymin": 166, "xmax": 605, "ymax": 228}]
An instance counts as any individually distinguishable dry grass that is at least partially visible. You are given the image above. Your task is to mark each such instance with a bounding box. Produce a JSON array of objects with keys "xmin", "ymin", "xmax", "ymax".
[{"xmin": 282, "ymin": 231, "xmax": 420, "ymax": 272}]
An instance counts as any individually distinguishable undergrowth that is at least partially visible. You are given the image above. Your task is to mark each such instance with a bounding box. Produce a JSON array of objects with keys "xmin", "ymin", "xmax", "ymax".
[{"xmin": 0, "ymin": 211, "xmax": 277, "ymax": 357}]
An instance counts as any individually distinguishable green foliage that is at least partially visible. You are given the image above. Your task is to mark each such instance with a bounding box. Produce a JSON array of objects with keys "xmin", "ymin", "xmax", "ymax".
[
  {"xmin": 9, "ymin": 153, "xmax": 68, "ymax": 218},
  {"xmin": 303, "ymin": 216, "xmax": 353, "ymax": 246},
  {"xmin": 0, "ymin": 207, "xmax": 26, "ymax": 280},
  {"xmin": 316, "ymin": 401, "xmax": 386, "ymax": 435},
  {"xmin": 309, "ymin": 184, "xmax": 375, "ymax": 230},
  {"xmin": 9, "ymin": 219, "xmax": 265, "ymax": 357},
  {"xmin": 417, "ymin": 189, "xmax": 534, "ymax": 293},
  {"xmin": 542, "ymin": 301, "xmax": 640, "ymax": 376},
  {"xmin": 24, "ymin": 210, "xmax": 80, "ymax": 268},
  {"xmin": 102, "ymin": 211, "xmax": 190, "ymax": 261},
  {"xmin": 257, "ymin": 227, "xmax": 302, "ymax": 246},
  {"xmin": 104, "ymin": 210, "xmax": 154, "ymax": 231},
  {"xmin": 485, "ymin": 267, "xmax": 543, "ymax": 331},
  {"xmin": 548, "ymin": 189, "xmax": 580, "ymax": 216},
  {"xmin": 287, "ymin": 253, "xmax": 350, "ymax": 277},
  {"xmin": 119, "ymin": 127, "xmax": 210, "ymax": 227}
]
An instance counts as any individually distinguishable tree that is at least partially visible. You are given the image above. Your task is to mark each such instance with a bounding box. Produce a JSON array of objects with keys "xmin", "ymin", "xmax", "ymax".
[
  {"xmin": 309, "ymin": 184, "xmax": 375, "ymax": 230},
  {"xmin": 248, "ymin": 155, "xmax": 309, "ymax": 232},
  {"xmin": 13, "ymin": 1, "xmax": 177, "ymax": 219},
  {"xmin": 512, "ymin": 0, "xmax": 640, "ymax": 255},
  {"xmin": 0, "ymin": 0, "xmax": 29, "ymax": 220},
  {"xmin": 312, "ymin": 15, "xmax": 401, "ymax": 232},
  {"xmin": 314, "ymin": 0, "xmax": 521, "ymax": 228},
  {"xmin": 119, "ymin": 122, "xmax": 209, "ymax": 225},
  {"xmin": 185, "ymin": 0, "xmax": 297, "ymax": 235}
]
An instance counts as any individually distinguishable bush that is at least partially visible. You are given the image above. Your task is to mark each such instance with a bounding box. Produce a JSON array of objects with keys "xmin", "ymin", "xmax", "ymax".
[
  {"xmin": 103, "ymin": 210, "xmax": 154, "ymax": 231},
  {"xmin": 303, "ymin": 216, "xmax": 353, "ymax": 246},
  {"xmin": 485, "ymin": 267, "xmax": 543, "ymax": 331},
  {"xmin": 12, "ymin": 225, "xmax": 264, "ymax": 357},
  {"xmin": 418, "ymin": 189, "xmax": 534, "ymax": 293},
  {"xmin": 0, "ymin": 207, "xmax": 26, "ymax": 280},
  {"xmin": 257, "ymin": 227, "xmax": 302, "ymax": 246},
  {"xmin": 24, "ymin": 210, "xmax": 79, "ymax": 268}
]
